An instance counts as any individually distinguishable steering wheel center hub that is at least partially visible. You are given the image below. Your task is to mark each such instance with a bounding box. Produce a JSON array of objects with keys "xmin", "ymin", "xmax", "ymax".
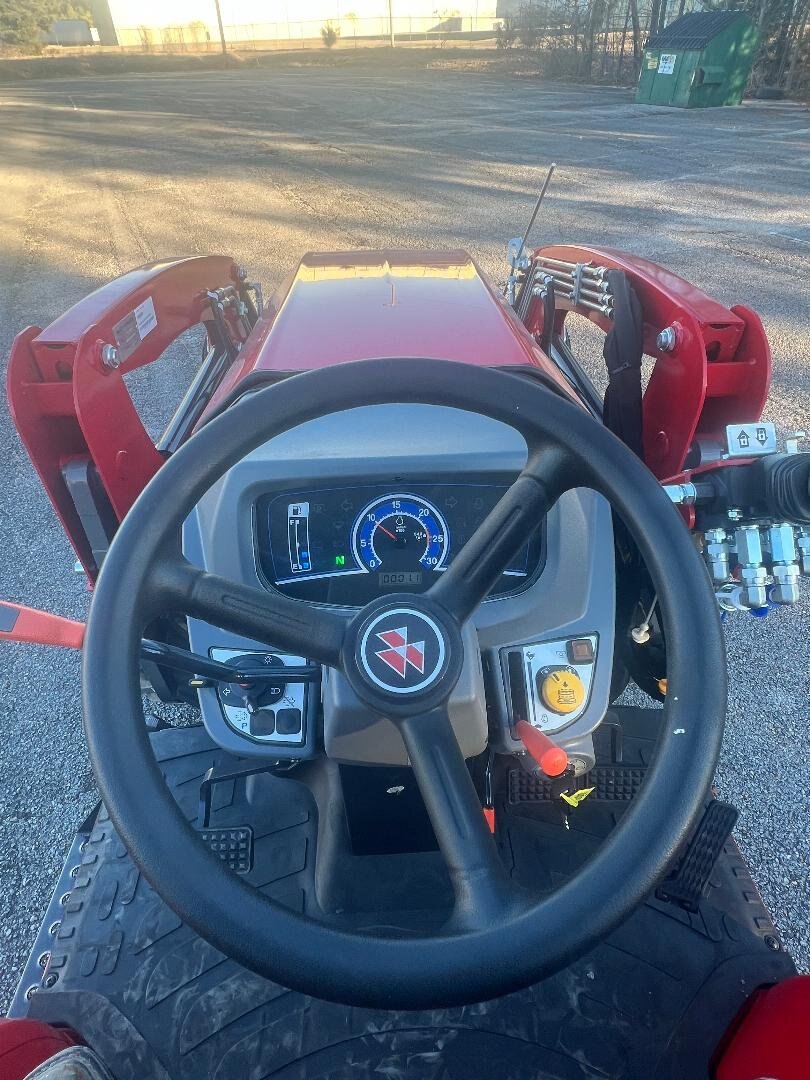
[
  {"xmin": 359, "ymin": 607, "xmax": 445, "ymax": 693},
  {"xmin": 346, "ymin": 596, "xmax": 463, "ymax": 714}
]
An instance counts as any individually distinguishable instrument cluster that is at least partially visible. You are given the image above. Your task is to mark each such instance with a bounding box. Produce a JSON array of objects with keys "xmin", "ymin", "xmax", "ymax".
[{"xmin": 255, "ymin": 481, "xmax": 545, "ymax": 606}]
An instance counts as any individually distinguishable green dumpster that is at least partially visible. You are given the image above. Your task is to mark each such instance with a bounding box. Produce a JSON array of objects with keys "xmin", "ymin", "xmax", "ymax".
[{"xmin": 636, "ymin": 11, "xmax": 760, "ymax": 108}]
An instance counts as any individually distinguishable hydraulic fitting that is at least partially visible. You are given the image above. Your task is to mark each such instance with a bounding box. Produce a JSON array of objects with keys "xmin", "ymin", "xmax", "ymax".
[
  {"xmin": 771, "ymin": 563, "xmax": 801, "ymax": 604},
  {"xmin": 798, "ymin": 529, "xmax": 810, "ymax": 576},
  {"xmin": 663, "ymin": 482, "xmax": 697, "ymax": 506},
  {"xmin": 768, "ymin": 522, "xmax": 797, "ymax": 564},
  {"xmin": 740, "ymin": 564, "xmax": 769, "ymax": 609},
  {"xmin": 767, "ymin": 524, "xmax": 800, "ymax": 604},
  {"xmin": 735, "ymin": 524, "xmax": 763, "ymax": 566},
  {"xmin": 705, "ymin": 528, "xmax": 731, "ymax": 584},
  {"xmin": 735, "ymin": 525, "xmax": 769, "ymax": 608}
]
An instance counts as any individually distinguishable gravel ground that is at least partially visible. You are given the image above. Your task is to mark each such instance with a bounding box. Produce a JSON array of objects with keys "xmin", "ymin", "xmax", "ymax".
[{"xmin": 0, "ymin": 68, "xmax": 808, "ymax": 1010}]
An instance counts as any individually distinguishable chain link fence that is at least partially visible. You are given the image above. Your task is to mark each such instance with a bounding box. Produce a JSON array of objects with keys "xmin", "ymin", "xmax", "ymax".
[{"xmin": 113, "ymin": 15, "xmax": 503, "ymax": 53}]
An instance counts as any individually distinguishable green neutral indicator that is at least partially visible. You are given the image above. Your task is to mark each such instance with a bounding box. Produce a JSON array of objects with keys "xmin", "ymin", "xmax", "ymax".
[{"xmin": 335, "ymin": 555, "xmax": 346, "ymax": 566}]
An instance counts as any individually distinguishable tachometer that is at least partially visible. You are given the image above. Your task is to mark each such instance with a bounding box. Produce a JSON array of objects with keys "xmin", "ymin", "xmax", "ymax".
[{"xmin": 352, "ymin": 494, "xmax": 449, "ymax": 584}]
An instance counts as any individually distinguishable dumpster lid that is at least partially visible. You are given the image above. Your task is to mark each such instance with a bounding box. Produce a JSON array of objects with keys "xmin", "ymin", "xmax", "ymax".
[{"xmin": 647, "ymin": 10, "xmax": 746, "ymax": 49}]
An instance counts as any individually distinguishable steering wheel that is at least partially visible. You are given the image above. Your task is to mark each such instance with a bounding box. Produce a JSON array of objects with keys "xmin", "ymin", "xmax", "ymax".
[{"xmin": 83, "ymin": 357, "xmax": 726, "ymax": 1010}]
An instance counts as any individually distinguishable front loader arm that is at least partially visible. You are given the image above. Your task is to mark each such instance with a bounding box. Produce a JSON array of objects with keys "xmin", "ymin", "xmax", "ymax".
[
  {"xmin": 6, "ymin": 256, "xmax": 252, "ymax": 582},
  {"xmin": 517, "ymin": 243, "xmax": 771, "ymax": 483}
]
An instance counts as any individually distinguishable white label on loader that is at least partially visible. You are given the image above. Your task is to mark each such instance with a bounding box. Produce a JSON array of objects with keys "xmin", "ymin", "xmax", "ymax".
[
  {"xmin": 113, "ymin": 296, "xmax": 158, "ymax": 362},
  {"xmin": 134, "ymin": 296, "xmax": 157, "ymax": 338},
  {"xmin": 658, "ymin": 54, "xmax": 677, "ymax": 74}
]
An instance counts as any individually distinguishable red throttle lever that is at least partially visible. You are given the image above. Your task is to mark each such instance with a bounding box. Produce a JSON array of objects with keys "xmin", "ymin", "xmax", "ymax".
[
  {"xmin": 516, "ymin": 720, "xmax": 569, "ymax": 778},
  {"xmin": 0, "ymin": 602, "xmax": 85, "ymax": 649}
]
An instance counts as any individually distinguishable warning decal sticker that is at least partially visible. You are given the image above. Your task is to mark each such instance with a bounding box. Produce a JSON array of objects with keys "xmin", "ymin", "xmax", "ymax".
[
  {"xmin": 658, "ymin": 53, "xmax": 677, "ymax": 74},
  {"xmin": 134, "ymin": 296, "xmax": 157, "ymax": 338},
  {"xmin": 112, "ymin": 296, "xmax": 158, "ymax": 363}
]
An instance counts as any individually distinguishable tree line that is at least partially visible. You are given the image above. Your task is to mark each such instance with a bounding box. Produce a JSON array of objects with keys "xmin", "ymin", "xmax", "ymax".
[
  {"xmin": 0, "ymin": 0, "xmax": 94, "ymax": 52},
  {"xmin": 497, "ymin": 0, "xmax": 807, "ymax": 94}
]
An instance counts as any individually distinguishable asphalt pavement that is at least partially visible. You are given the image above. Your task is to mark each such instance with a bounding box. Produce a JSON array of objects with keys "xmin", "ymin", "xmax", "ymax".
[{"xmin": 0, "ymin": 66, "xmax": 808, "ymax": 1010}]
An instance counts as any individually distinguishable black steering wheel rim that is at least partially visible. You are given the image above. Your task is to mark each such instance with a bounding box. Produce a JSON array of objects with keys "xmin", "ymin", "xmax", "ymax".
[{"xmin": 82, "ymin": 357, "xmax": 726, "ymax": 1009}]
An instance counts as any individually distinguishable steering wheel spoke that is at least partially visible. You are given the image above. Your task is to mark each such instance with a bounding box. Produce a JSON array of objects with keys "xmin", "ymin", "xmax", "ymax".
[
  {"xmin": 398, "ymin": 709, "xmax": 513, "ymax": 929},
  {"xmin": 148, "ymin": 557, "xmax": 347, "ymax": 667},
  {"xmin": 428, "ymin": 450, "xmax": 570, "ymax": 623}
]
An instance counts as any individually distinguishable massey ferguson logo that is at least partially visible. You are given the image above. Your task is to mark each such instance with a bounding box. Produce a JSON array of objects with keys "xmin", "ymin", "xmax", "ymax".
[
  {"xmin": 357, "ymin": 607, "xmax": 447, "ymax": 695},
  {"xmin": 375, "ymin": 627, "xmax": 426, "ymax": 678}
]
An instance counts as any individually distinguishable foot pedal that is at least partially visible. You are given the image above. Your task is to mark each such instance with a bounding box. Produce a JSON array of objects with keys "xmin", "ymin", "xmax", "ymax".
[
  {"xmin": 198, "ymin": 826, "xmax": 253, "ymax": 874},
  {"xmin": 509, "ymin": 765, "xmax": 645, "ymax": 804},
  {"xmin": 657, "ymin": 800, "xmax": 738, "ymax": 912}
]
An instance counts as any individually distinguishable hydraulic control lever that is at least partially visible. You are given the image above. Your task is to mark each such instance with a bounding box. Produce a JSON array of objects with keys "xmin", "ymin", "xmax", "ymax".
[
  {"xmin": 0, "ymin": 601, "xmax": 319, "ymax": 686},
  {"xmin": 515, "ymin": 719, "xmax": 568, "ymax": 778},
  {"xmin": 139, "ymin": 639, "xmax": 320, "ymax": 686},
  {"xmin": 515, "ymin": 720, "xmax": 596, "ymax": 830},
  {"xmin": 0, "ymin": 601, "xmax": 85, "ymax": 648}
]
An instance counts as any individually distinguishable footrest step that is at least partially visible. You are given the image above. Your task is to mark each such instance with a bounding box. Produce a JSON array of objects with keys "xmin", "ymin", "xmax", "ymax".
[{"xmin": 508, "ymin": 765, "xmax": 645, "ymax": 804}]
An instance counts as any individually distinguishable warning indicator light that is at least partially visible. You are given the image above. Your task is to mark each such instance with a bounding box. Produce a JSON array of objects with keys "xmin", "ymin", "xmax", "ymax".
[{"xmin": 566, "ymin": 638, "xmax": 595, "ymax": 664}]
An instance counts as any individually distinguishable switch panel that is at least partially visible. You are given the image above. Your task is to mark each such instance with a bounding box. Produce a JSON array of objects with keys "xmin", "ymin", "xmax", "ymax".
[
  {"xmin": 210, "ymin": 648, "xmax": 308, "ymax": 746},
  {"xmin": 504, "ymin": 635, "xmax": 597, "ymax": 735}
]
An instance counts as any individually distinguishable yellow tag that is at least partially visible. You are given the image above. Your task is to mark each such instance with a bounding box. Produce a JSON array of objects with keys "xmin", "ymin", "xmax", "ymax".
[{"xmin": 561, "ymin": 787, "xmax": 595, "ymax": 808}]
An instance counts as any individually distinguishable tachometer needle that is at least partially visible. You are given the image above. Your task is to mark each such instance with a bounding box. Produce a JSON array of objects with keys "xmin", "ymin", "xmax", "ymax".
[{"xmin": 377, "ymin": 523, "xmax": 398, "ymax": 541}]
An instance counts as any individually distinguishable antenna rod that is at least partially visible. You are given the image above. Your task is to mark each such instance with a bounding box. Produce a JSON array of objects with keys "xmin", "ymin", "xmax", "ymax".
[{"xmin": 514, "ymin": 162, "xmax": 557, "ymax": 267}]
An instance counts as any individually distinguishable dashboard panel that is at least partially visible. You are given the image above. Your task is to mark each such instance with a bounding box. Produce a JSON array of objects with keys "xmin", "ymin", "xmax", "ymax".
[
  {"xmin": 182, "ymin": 403, "xmax": 616, "ymax": 764},
  {"xmin": 255, "ymin": 481, "xmax": 545, "ymax": 606}
]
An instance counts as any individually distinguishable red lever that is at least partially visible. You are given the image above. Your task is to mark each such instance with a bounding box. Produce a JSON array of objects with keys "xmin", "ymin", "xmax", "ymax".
[
  {"xmin": 516, "ymin": 720, "xmax": 568, "ymax": 778},
  {"xmin": 0, "ymin": 602, "xmax": 85, "ymax": 650}
]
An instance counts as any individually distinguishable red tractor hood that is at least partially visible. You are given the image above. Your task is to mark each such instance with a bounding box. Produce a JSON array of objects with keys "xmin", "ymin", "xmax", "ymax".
[{"xmin": 215, "ymin": 250, "xmax": 572, "ymax": 404}]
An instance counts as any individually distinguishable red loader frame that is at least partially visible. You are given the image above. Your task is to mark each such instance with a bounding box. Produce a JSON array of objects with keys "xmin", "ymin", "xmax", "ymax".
[{"xmin": 7, "ymin": 256, "xmax": 249, "ymax": 578}]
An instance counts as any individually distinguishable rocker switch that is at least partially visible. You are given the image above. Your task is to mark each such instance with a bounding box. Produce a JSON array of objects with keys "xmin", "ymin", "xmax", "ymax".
[{"xmin": 276, "ymin": 708, "xmax": 302, "ymax": 735}]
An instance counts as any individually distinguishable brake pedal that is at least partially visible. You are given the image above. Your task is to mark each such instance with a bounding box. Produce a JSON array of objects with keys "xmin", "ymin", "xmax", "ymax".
[{"xmin": 657, "ymin": 800, "xmax": 738, "ymax": 912}]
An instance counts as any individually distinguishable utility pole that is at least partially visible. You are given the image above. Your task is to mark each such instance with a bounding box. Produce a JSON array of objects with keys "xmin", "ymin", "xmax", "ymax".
[
  {"xmin": 388, "ymin": 0, "xmax": 395, "ymax": 46},
  {"xmin": 213, "ymin": 0, "xmax": 227, "ymax": 54}
]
